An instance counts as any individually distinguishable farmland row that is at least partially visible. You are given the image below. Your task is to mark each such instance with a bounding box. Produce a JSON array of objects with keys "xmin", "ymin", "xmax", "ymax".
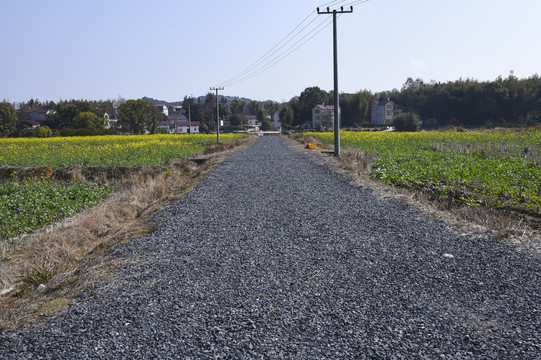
[
  {"xmin": 0, "ymin": 133, "xmax": 246, "ymax": 241},
  {"xmin": 0, "ymin": 134, "xmax": 246, "ymax": 167},
  {"xmin": 306, "ymin": 130, "xmax": 541, "ymax": 214}
]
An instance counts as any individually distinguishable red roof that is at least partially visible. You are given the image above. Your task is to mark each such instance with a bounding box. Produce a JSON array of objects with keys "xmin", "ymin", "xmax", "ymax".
[
  {"xmin": 169, "ymin": 115, "xmax": 187, "ymax": 121},
  {"xmin": 23, "ymin": 120, "xmax": 41, "ymax": 126},
  {"xmin": 176, "ymin": 121, "xmax": 200, "ymax": 126},
  {"xmin": 158, "ymin": 120, "xmax": 200, "ymax": 126}
]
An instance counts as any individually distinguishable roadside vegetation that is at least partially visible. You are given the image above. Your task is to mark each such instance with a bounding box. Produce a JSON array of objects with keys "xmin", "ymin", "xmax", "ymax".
[
  {"xmin": 0, "ymin": 181, "xmax": 114, "ymax": 241},
  {"xmin": 0, "ymin": 133, "xmax": 251, "ymax": 329},
  {"xmin": 0, "ymin": 133, "xmax": 245, "ymax": 243},
  {"xmin": 306, "ymin": 129, "xmax": 541, "ymax": 215}
]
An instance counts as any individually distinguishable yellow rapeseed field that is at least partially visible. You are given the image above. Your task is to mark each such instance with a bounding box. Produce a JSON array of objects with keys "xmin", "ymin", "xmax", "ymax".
[{"xmin": 0, "ymin": 133, "xmax": 245, "ymax": 167}]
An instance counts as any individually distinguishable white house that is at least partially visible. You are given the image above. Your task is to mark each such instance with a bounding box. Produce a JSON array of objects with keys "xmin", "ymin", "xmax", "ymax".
[
  {"xmin": 156, "ymin": 104, "xmax": 169, "ymax": 117},
  {"xmin": 174, "ymin": 121, "xmax": 200, "ymax": 134},
  {"xmin": 157, "ymin": 120, "xmax": 172, "ymax": 133},
  {"xmin": 158, "ymin": 118, "xmax": 200, "ymax": 134},
  {"xmin": 168, "ymin": 105, "xmax": 185, "ymax": 116},
  {"xmin": 246, "ymin": 115, "xmax": 261, "ymax": 127},
  {"xmin": 273, "ymin": 111, "xmax": 281, "ymax": 130},
  {"xmin": 312, "ymin": 105, "xmax": 336, "ymax": 130},
  {"xmin": 371, "ymin": 100, "xmax": 400, "ymax": 125}
]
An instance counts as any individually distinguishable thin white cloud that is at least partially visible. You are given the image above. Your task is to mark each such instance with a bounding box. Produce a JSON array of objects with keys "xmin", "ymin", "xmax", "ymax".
[{"xmin": 409, "ymin": 59, "xmax": 428, "ymax": 70}]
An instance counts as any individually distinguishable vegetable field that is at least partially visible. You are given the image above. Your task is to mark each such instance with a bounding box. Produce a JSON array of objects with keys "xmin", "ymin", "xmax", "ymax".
[
  {"xmin": 307, "ymin": 130, "xmax": 541, "ymax": 214},
  {"xmin": 0, "ymin": 134, "xmax": 245, "ymax": 241},
  {"xmin": 0, "ymin": 181, "xmax": 114, "ymax": 240}
]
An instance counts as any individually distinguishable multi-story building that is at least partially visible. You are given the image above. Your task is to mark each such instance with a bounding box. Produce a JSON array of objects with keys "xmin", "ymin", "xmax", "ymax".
[
  {"xmin": 312, "ymin": 105, "xmax": 336, "ymax": 130},
  {"xmin": 371, "ymin": 100, "xmax": 400, "ymax": 125}
]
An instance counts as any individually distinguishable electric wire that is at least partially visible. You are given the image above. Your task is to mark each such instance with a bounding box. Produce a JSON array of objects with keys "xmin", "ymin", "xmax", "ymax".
[
  {"xmin": 343, "ymin": 0, "xmax": 370, "ymax": 7},
  {"xmin": 219, "ymin": 0, "xmax": 369, "ymax": 88},
  {"xmin": 218, "ymin": 11, "xmax": 318, "ymax": 86},
  {"xmin": 317, "ymin": 0, "xmax": 346, "ymax": 8},
  {"xmin": 226, "ymin": 16, "xmax": 334, "ymax": 87}
]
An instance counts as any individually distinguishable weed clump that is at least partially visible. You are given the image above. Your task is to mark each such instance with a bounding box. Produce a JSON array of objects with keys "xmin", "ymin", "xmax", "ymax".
[{"xmin": 16, "ymin": 260, "xmax": 56, "ymax": 296}]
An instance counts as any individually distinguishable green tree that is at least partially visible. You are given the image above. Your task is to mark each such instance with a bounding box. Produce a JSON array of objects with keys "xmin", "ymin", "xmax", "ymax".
[
  {"xmin": 393, "ymin": 112, "xmax": 420, "ymax": 132},
  {"xmin": 35, "ymin": 125, "xmax": 52, "ymax": 138},
  {"xmin": 190, "ymin": 102, "xmax": 208, "ymax": 128},
  {"xmin": 183, "ymin": 95, "xmax": 195, "ymax": 113},
  {"xmin": 230, "ymin": 98, "xmax": 246, "ymax": 116},
  {"xmin": 250, "ymin": 101, "xmax": 268, "ymax": 123},
  {"xmin": 261, "ymin": 118, "xmax": 273, "ymax": 131},
  {"xmin": 72, "ymin": 111, "xmax": 107, "ymax": 130},
  {"xmin": 0, "ymin": 102, "xmax": 18, "ymax": 137},
  {"xmin": 278, "ymin": 104, "xmax": 294, "ymax": 128},
  {"xmin": 230, "ymin": 113, "xmax": 247, "ymax": 126},
  {"xmin": 42, "ymin": 112, "xmax": 61, "ymax": 130},
  {"xmin": 298, "ymin": 86, "xmax": 330, "ymax": 123},
  {"xmin": 117, "ymin": 99, "xmax": 163, "ymax": 134}
]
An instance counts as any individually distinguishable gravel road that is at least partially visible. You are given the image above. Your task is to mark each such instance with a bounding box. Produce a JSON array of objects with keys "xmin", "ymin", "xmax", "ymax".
[{"xmin": 1, "ymin": 136, "xmax": 540, "ymax": 359}]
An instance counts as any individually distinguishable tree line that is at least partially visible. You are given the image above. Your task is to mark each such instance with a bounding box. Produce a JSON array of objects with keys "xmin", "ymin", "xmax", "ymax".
[
  {"xmin": 389, "ymin": 75, "xmax": 541, "ymax": 127},
  {"xmin": 2, "ymin": 74, "xmax": 540, "ymax": 137}
]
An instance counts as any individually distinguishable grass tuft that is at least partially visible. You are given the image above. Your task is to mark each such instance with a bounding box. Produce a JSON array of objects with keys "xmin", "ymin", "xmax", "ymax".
[{"xmin": 16, "ymin": 260, "xmax": 56, "ymax": 296}]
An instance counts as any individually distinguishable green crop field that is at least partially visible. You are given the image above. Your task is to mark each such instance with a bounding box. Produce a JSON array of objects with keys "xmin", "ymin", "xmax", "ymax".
[
  {"xmin": 0, "ymin": 133, "xmax": 246, "ymax": 241},
  {"xmin": 307, "ymin": 130, "xmax": 541, "ymax": 214},
  {"xmin": 0, "ymin": 181, "xmax": 114, "ymax": 241}
]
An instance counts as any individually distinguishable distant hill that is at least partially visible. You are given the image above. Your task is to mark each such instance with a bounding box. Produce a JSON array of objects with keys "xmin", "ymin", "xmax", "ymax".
[
  {"xmin": 142, "ymin": 97, "xmax": 183, "ymax": 106},
  {"xmin": 143, "ymin": 95, "xmax": 253, "ymax": 106}
]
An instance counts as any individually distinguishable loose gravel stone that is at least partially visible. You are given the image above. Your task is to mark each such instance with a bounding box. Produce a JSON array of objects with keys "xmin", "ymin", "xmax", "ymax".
[{"xmin": 1, "ymin": 136, "xmax": 540, "ymax": 359}]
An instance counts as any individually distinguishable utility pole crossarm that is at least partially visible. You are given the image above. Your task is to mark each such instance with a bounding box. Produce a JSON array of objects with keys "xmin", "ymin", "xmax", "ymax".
[{"xmin": 317, "ymin": 6, "xmax": 353, "ymax": 14}]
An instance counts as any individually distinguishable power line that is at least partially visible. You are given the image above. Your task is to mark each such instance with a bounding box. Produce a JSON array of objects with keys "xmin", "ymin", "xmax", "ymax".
[
  {"xmin": 343, "ymin": 0, "xmax": 370, "ymax": 7},
  {"xmin": 226, "ymin": 16, "xmax": 334, "ymax": 87},
  {"xmin": 218, "ymin": 10, "xmax": 318, "ymax": 87},
  {"xmin": 219, "ymin": 1, "xmax": 370, "ymax": 88},
  {"xmin": 318, "ymin": 0, "xmax": 345, "ymax": 7}
]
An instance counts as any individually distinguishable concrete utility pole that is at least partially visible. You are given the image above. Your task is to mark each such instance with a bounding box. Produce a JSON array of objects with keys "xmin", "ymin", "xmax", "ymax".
[
  {"xmin": 188, "ymin": 94, "xmax": 193, "ymax": 135},
  {"xmin": 317, "ymin": 6, "xmax": 353, "ymax": 157},
  {"xmin": 210, "ymin": 87, "xmax": 224, "ymax": 143}
]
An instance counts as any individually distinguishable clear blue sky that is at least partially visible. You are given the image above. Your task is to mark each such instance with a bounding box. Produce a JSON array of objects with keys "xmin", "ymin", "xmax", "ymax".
[{"xmin": 2, "ymin": 0, "xmax": 540, "ymax": 104}]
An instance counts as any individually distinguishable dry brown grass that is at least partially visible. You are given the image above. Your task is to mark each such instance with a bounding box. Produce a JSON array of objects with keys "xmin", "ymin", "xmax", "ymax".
[
  {"xmin": 286, "ymin": 135, "xmax": 541, "ymax": 256},
  {"xmin": 0, "ymin": 136, "xmax": 256, "ymax": 331}
]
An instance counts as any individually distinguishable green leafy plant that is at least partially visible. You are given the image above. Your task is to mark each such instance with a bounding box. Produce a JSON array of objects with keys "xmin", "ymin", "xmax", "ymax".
[
  {"xmin": 16, "ymin": 260, "xmax": 56, "ymax": 296},
  {"xmin": 0, "ymin": 181, "xmax": 115, "ymax": 241},
  {"xmin": 308, "ymin": 130, "xmax": 541, "ymax": 214}
]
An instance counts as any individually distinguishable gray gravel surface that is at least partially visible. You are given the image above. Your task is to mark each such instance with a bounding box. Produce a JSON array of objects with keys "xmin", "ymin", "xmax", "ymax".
[{"xmin": 1, "ymin": 136, "xmax": 540, "ymax": 359}]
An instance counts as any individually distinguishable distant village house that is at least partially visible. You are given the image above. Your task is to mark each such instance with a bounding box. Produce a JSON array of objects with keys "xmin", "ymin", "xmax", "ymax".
[
  {"xmin": 158, "ymin": 115, "xmax": 200, "ymax": 134},
  {"xmin": 18, "ymin": 109, "xmax": 54, "ymax": 129},
  {"xmin": 246, "ymin": 115, "xmax": 261, "ymax": 127},
  {"xmin": 312, "ymin": 105, "xmax": 336, "ymax": 130},
  {"xmin": 18, "ymin": 109, "xmax": 54, "ymax": 122},
  {"xmin": 155, "ymin": 104, "xmax": 169, "ymax": 117},
  {"xmin": 371, "ymin": 100, "xmax": 401, "ymax": 125}
]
